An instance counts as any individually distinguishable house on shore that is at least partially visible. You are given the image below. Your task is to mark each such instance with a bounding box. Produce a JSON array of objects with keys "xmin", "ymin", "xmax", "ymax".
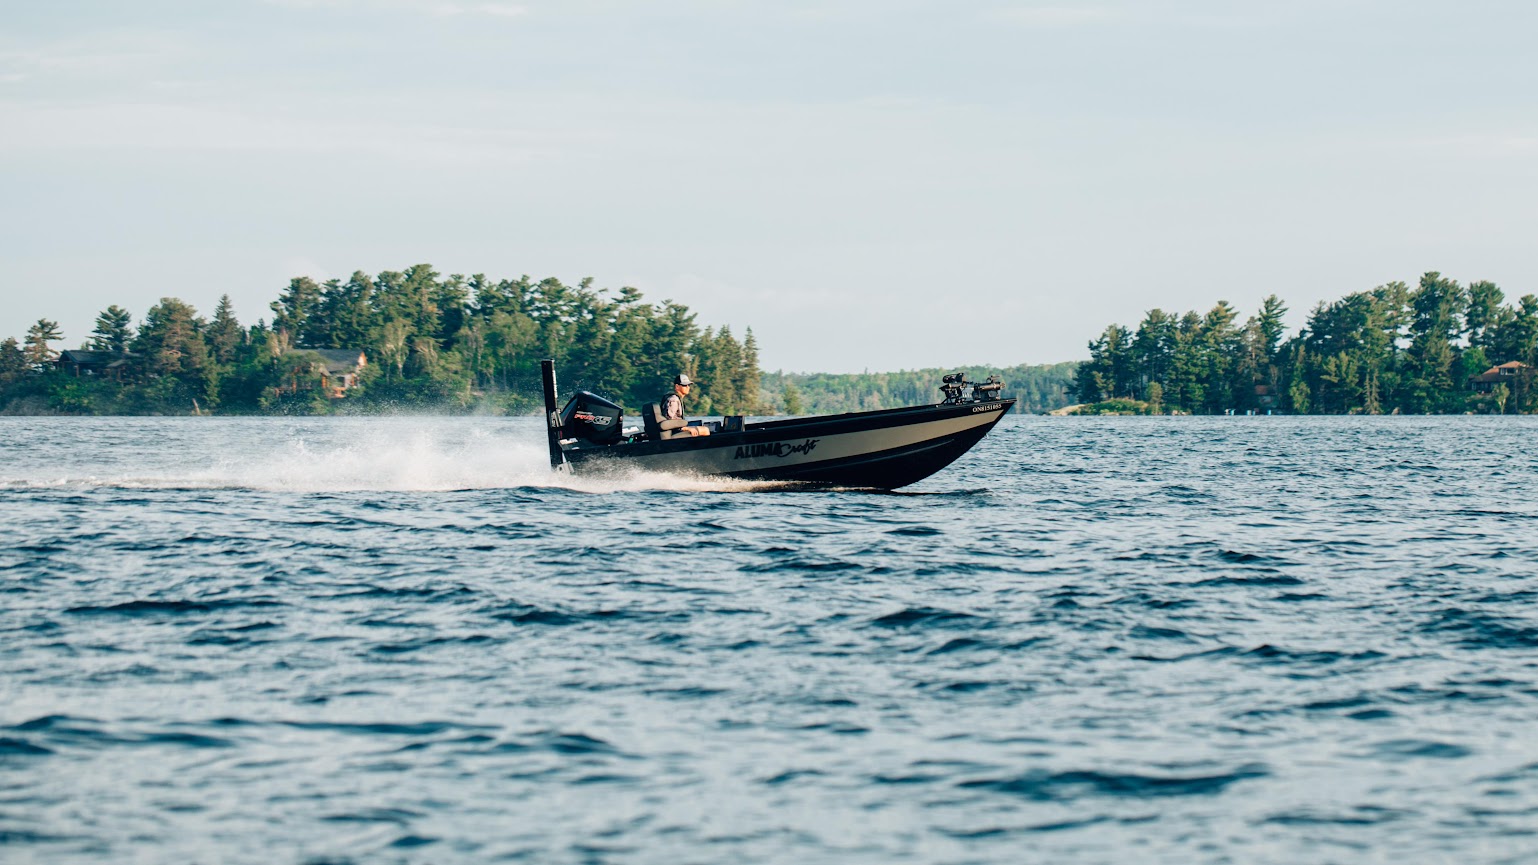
[
  {"xmin": 56, "ymin": 349, "xmax": 135, "ymax": 378},
  {"xmin": 280, "ymin": 349, "xmax": 367, "ymax": 398},
  {"xmin": 1469, "ymin": 361, "xmax": 1532, "ymax": 393}
]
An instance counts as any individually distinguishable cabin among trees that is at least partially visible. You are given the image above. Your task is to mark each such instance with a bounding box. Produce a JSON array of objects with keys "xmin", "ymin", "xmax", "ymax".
[
  {"xmin": 1469, "ymin": 361, "xmax": 1533, "ymax": 414},
  {"xmin": 277, "ymin": 349, "xmax": 367, "ymax": 399},
  {"xmin": 1469, "ymin": 361, "xmax": 1531, "ymax": 392},
  {"xmin": 56, "ymin": 349, "xmax": 135, "ymax": 378}
]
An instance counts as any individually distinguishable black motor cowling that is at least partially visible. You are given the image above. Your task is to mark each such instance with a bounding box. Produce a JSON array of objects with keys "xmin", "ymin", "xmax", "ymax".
[{"xmin": 560, "ymin": 391, "xmax": 623, "ymax": 445}]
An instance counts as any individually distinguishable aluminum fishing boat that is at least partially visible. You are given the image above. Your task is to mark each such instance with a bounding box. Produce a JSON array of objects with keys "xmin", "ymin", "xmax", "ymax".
[{"xmin": 540, "ymin": 361, "xmax": 1013, "ymax": 489}]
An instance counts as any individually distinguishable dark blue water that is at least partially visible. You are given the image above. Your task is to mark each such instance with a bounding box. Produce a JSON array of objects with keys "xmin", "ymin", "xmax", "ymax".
[{"xmin": 4, "ymin": 416, "xmax": 1538, "ymax": 864}]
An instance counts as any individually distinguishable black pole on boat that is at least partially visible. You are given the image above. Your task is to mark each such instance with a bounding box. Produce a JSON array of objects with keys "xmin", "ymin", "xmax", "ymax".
[{"xmin": 540, "ymin": 359, "xmax": 567, "ymax": 472}]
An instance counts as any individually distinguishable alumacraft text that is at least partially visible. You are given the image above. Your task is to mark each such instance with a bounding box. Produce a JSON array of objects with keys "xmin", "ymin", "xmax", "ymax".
[{"xmin": 733, "ymin": 439, "xmax": 820, "ymax": 459}]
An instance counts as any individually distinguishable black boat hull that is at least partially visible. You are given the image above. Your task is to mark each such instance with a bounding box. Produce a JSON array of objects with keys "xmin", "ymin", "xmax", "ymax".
[{"xmin": 560, "ymin": 399, "xmax": 1015, "ymax": 489}]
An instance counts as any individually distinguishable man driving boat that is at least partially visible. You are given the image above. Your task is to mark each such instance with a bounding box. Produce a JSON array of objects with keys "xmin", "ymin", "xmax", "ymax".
[{"xmin": 662, "ymin": 373, "xmax": 710, "ymax": 437}]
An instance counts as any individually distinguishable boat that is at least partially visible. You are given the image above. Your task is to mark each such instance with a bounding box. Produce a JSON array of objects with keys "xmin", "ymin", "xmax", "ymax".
[{"xmin": 539, "ymin": 360, "xmax": 1014, "ymax": 489}]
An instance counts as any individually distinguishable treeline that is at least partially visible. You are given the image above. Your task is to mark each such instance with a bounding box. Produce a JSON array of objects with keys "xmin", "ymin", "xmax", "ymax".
[
  {"xmin": 762, "ymin": 363, "xmax": 1078, "ymax": 415},
  {"xmin": 1075, "ymin": 272, "xmax": 1538, "ymax": 414},
  {"xmin": 0, "ymin": 265, "xmax": 764, "ymax": 415}
]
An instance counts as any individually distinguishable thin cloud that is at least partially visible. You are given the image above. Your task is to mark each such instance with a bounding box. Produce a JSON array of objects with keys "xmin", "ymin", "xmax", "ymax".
[
  {"xmin": 0, "ymin": 30, "xmax": 188, "ymax": 83},
  {"xmin": 433, "ymin": 2, "xmax": 528, "ymax": 17},
  {"xmin": 266, "ymin": 0, "xmax": 527, "ymax": 17},
  {"xmin": 1411, "ymin": 134, "xmax": 1538, "ymax": 158},
  {"xmin": 987, "ymin": 5, "xmax": 1118, "ymax": 26},
  {"xmin": 0, "ymin": 101, "xmax": 551, "ymax": 165}
]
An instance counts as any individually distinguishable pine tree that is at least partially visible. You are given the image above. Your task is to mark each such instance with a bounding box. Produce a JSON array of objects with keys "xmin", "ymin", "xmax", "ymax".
[
  {"xmin": 1169, "ymin": 312, "xmax": 1206, "ymax": 412},
  {"xmin": 433, "ymin": 274, "xmax": 470, "ymax": 346},
  {"xmin": 1404, "ymin": 272, "xmax": 1467, "ymax": 413},
  {"xmin": 271, "ymin": 277, "xmax": 323, "ymax": 346},
  {"xmin": 1255, "ymin": 295, "xmax": 1288, "ymax": 364},
  {"xmin": 1199, "ymin": 301, "xmax": 1241, "ymax": 413},
  {"xmin": 1132, "ymin": 309, "xmax": 1177, "ymax": 399},
  {"xmin": 1076, "ymin": 324, "xmax": 1134, "ymax": 402},
  {"xmin": 134, "ymin": 298, "xmax": 216, "ymax": 402},
  {"xmin": 311, "ymin": 271, "xmax": 377, "ymax": 349},
  {"xmin": 90, "ymin": 306, "xmax": 135, "ymax": 353},
  {"xmin": 738, "ymin": 327, "xmax": 762, "ymax": 413},
  {"xmin": 1289, "ymin": 377, "xmax": 1311, "ymax": 414},
  {"xmin": 782, "ymin": 380, "xmax": 804, "ymax": 415},
  {"xmin": 208, "ymin": 295, "xmax": 243, "ymax": 365},
  {"xmin": 1466, "ymin": 280, "xmax": 1506, "ymax": 351},
  {"xmin": 24, "ymin": 319, "xmax": 63, "ymax": 369},
  {"xmin": 378, "ymin": 318, "xmax": 411, "ymax": 381},
  {"xmin": 0, "ymin": 337, "xmax": 26, "ymax": 383}
]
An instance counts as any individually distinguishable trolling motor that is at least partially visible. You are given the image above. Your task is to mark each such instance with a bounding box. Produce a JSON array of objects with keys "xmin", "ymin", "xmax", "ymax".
[
  {"xmin": 939, "ymin": 372, "xmax": 969, "ymax": 404},
  {"xmin": 939, "ymin": 371, "xmax": 1006, "ymax": 405}
]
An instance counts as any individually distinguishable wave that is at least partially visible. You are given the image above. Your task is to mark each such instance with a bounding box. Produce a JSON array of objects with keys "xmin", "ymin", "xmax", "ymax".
[
  {"xmin": 958, "ymin": 764, "xmax": 1270, "ymax": 801},
  {"xmin": 65, "ymin": 598, "xmax": 285, "ymax": 616},
  {"xmin": 868, "ymin": 607, "xmax": 990, "ymax": 629}
]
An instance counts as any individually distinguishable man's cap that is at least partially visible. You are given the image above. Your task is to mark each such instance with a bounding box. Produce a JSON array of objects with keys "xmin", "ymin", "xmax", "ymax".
[{"xmin": 674, "ymin": 373, "xmax": 696, "ymax": 387}]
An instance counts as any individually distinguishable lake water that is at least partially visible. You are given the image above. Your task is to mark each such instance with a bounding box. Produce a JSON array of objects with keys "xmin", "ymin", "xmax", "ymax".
[{"xmin": 3, "ymin": 415, "xmax": 1537, "ymax": 864}]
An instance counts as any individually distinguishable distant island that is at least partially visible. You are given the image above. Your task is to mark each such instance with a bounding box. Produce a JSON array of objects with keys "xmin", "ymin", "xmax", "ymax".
[
  {"xmin": 762, "ymin": 365, "xmax": 1078, "ymax": 416},
  {"xmin": 1073, "ymin": 272, "xmax": 1536, "ymax": 415}
]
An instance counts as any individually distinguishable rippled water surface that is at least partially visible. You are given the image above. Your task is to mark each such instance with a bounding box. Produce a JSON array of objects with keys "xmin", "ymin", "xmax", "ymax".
[{"xmin": 4, "ymin": 415, "xmax": 1538, "ymax": 864}]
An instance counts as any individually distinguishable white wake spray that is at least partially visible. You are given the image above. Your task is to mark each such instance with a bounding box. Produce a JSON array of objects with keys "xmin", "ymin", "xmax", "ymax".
[{"xmin": 0, "ymin": 418, "xmax": 785, "ymax": 494}]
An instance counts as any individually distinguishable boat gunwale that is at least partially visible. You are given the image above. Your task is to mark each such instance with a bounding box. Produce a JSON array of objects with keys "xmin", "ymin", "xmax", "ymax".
[{"xmin": 561, "ymin": 398, "xmax": 1016, "ymax": 462}]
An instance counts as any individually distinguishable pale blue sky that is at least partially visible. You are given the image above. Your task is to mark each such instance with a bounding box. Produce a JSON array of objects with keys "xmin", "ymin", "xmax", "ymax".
[{"xmin": 3, "ymin": 0, "xmax": 1534, "ymax": 372}]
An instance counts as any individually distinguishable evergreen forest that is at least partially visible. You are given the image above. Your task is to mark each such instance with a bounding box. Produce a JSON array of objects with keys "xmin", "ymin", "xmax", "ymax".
[
  {"xmin": 8, "ymin": 266, "xmax": 1536, "ymax": 418},
  {"xmin": 0, "ymin": 265, "xmax": 765, "ymax": 416},
  {"xmin": 1074, "ymin": 272, "xmax": 1538, "ymax": 415}
]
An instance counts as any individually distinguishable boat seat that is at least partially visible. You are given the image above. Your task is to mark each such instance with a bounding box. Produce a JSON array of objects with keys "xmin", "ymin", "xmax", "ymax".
[{"xmin": 642, "ymin": 403, "xmax": 689, "ymax": 440}]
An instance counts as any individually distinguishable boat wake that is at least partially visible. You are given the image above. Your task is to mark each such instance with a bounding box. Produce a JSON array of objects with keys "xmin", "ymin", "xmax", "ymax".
[{"xmin": 0, "ymin": 421, "xmax": 792, "ymax": 495}]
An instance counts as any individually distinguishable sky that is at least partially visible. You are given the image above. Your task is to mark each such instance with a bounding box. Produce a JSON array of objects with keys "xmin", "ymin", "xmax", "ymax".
[{"xmin": 3, "ymin": 0, "xmax": 1535, "ymax": 373}]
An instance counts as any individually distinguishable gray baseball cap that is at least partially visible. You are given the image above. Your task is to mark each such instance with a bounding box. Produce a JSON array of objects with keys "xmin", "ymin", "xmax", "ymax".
[{"xmin": 674, "ymin": 373, "xmax": 695, "ymax": 387}]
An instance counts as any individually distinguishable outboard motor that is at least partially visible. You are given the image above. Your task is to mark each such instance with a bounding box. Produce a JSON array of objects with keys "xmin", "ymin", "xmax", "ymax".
[{"xmin": 560, "ymin": 390, "xmax": 623, "ymax": 445}]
